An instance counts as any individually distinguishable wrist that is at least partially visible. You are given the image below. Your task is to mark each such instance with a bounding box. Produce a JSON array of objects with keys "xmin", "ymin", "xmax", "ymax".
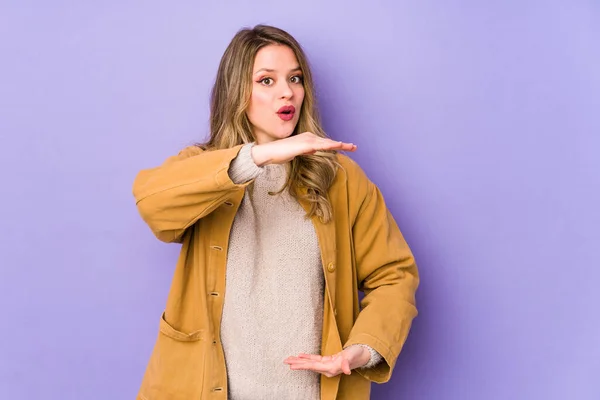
[
  {"xmin": 358, "ymin": 346, "xmax": 371, "ymax": 367},
  {"xmin": 250, "ymin": 144, "xmax": 269, "ymax": 167},
  {"xmin": 348, "ymin": 345, "xmax": 371, "ymax": 369}
]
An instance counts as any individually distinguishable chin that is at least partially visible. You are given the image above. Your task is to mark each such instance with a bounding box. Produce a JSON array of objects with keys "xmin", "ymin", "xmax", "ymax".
[
  {"xmin": 257, "ymin": 124, "xmax": 298, "ymax": 143},
  {"xmin": 273, "ymin": 128, "xmax": 295, "ymax": 140}
]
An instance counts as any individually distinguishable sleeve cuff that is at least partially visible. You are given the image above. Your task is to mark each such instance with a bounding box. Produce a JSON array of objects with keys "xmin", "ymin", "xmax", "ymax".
[
  {"xmin": 227, "ymin": 142, "xmax": 264, "ymax": 184},
  {"xmin": 349, "ymin": 344, "xmax": 384, "ymax": 369}
]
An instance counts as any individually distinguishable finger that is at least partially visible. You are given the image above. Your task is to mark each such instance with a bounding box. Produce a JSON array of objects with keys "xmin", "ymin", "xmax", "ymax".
[
  {"xmin": 339, "ymin": 143, "xmax": 357, "ymax": 151},
  {"xmin": 290, "ymin": 362, "xmax": 343, "ymax": 379},
  {"xmin": 284, "ymin": 355, "xmax": 305, "ymax": 363},
  {"xmin": 327, "ymin": 140, "xmax": 356, "ymax": 151},
  {"xmin": 285, "ymin": 357, "xmax": 314, "ymax": 363},
  {"xmin": 289, "ymin": 361, "xmax": 336, "ymax": 376},
  {"xmin": 285, "ymin": 356, "xmax": 323, "ymax": 365},
  {"xmin": 288, "ymin": 356, "xmax": 335, "ymax": 368},
  {"xmin": 284, "ymin": 356, "xmax": 310, "ymax": 364},
  {"xmin": 285, "ymin": 353, "xmax": 323, "ymax": 362},
  {"xmin": 285, "ymin": 359, "xmax": 312, "ymax": 366},
  {"xmin": 297, "ymin": 353, "xmax": 323, "ymax": 361},
  {"xmin": 288, "ymin": 360, "xmax": 321, "ymax": 371},
  {"xmin": 341, "ymin": 358, "xmax": 351, "ymax": 375},
  {"xmin": 307, "ymin": 138, "xmax": 354, "ymax": 153},
  {"xmin": 320, "ymin": 139, "xmax": 347, "ymax": 149}
]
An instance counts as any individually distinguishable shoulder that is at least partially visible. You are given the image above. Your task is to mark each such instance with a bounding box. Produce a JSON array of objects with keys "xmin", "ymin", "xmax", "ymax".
[
  {"xmin": 148, "ymin": 145, "xmax": 206, "ymax": 167},
  {"xmin": 335, "ymin": 152, "xmax": 372, "ymax": 193},
  {"xmin": 332, "ymin": 153, "xmax": 377, "ymax": 219},
  {"xmin": 177, "ymin": 144, "xmax": 205, "ymax": 158},
  {"xmin": 332, "ymin": 153, "xmax": 396, "ymax": 228}
]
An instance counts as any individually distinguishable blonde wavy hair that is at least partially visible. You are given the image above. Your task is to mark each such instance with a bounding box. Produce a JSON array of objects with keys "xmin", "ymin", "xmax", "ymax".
[{"xmin": 200, "ymin": 24, "xmax": 339, "ymax": 223}]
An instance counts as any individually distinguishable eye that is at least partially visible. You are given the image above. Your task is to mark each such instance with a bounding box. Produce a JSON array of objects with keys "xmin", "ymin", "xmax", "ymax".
[
  {"xmin": 259, "ymin": 77, "xmax": 274, "ymax": 86},
  {"xmin": 290, "ymin": 75, "xmax": 303, "ymax": 84}
]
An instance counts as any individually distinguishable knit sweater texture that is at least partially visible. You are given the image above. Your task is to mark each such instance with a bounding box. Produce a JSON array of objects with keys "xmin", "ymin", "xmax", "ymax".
[{"xmin": 221, "ymin": 143, "xmax": 381, "ymax": 400}]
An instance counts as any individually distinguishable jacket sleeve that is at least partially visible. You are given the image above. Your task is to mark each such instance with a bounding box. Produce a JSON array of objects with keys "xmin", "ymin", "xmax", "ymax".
[
  {"xmin": 342, "ymin": 161, "xmax": 419, "ymax": 383},
  {"xmin": 132, "ymin": 144, "xmax": 252, "ymax": 243}
]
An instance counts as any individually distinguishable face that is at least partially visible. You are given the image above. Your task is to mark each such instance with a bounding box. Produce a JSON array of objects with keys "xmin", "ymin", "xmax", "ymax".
[{"xmin": 246, "ymin": 44, "xmax": 305, "ymax": 144}]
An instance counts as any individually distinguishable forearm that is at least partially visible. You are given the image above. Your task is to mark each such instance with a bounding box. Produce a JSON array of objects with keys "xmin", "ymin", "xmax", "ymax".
[{"xmin": 133, "ymin": 144, "xmax": 250, "ymax": 242}]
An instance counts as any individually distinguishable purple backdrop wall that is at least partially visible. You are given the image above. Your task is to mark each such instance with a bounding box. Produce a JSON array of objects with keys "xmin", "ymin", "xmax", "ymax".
[{"xmin": 1, "ymin": 1, "xmax": 599, "ymax": 399}]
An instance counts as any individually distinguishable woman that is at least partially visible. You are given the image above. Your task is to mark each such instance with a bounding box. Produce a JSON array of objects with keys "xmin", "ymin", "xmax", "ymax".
[{"xmin": 132, "ymin": 24, "xmax": 419, "ymax": 400}]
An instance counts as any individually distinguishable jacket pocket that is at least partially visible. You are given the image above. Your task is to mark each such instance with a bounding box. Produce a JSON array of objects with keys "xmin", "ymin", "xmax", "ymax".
[{"xmin": 138, "ymin": 312, "xmax": 207, "ymax": 400}]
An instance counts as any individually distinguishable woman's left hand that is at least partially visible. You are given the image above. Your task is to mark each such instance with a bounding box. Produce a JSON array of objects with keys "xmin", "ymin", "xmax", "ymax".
[{"xmin": 284, "ymin": 345, "xmax": 370, "ymax": 377}]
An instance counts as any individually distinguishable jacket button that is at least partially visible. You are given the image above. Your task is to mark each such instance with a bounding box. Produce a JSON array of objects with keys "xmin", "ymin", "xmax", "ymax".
[{"xmin": 327, "ymin": 262, "xmax": 336, "ymax": 273}]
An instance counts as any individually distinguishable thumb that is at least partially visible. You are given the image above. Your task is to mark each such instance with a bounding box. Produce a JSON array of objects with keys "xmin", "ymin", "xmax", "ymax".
[{"xmin": 341, "ymin": 358, "xmax": 351, "ymax": 375}]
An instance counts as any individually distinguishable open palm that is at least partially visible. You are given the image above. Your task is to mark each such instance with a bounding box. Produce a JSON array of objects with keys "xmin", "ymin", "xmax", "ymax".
[{"xmin": 284, "ymin": 345, "xmax": 369, "ymax": 377}]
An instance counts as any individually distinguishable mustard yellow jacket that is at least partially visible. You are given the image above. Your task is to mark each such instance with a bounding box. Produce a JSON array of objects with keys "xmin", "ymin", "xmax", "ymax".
[{"xmin": 132, "ymin": 144, "xmax": 419, "ymax": 400}]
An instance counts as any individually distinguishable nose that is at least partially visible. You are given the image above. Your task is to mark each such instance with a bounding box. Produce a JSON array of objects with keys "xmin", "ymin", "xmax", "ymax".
[{"xmin": 278, "ymin": 80, "xmax": 293, "ymax": 99}]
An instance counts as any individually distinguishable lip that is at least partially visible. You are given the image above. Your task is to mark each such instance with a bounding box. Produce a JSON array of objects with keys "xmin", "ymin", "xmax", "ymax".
[
  {"xmin": 277, "ymin": 105, "xmax": 295, "ymax": 114},
  {"xmin": 276, "ymin": 105, "xmax": 296, "ymax": 121}
]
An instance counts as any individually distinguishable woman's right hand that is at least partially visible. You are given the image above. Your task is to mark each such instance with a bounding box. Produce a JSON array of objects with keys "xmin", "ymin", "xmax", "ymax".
[{"xmin": 251, "ymin": 132, "xmax": 357, "ymax": 166}]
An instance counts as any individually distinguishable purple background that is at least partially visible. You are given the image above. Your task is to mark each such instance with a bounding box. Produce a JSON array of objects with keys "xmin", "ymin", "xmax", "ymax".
[{"xmin": 1, "ymin": 1, "xmax": 599, "ymax": 399}]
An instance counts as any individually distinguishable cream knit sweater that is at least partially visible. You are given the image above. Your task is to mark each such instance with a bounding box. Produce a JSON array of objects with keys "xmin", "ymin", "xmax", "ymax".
[{"xmin": 222, "ymin": 143, "xmax": 381, "ymax": 400}]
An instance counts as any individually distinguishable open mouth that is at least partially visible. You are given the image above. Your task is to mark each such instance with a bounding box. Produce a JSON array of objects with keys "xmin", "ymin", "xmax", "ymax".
[{"xmin": 277, "ymin": 105, "xmax": 296, "ymax": 121}]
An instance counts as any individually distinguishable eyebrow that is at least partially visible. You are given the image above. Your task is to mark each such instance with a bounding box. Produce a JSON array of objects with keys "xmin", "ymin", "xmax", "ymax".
[{"xmin": 253, "ymin": 66, "xmax": 302, "ymax": 75}]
